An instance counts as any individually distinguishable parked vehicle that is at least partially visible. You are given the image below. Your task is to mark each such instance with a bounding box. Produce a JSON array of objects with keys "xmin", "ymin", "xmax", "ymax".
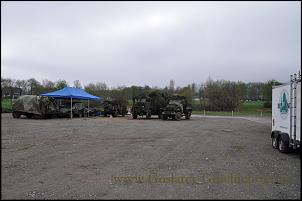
[
  {"xmin": 271, "ymin": 71, "xmax": 301, "ymax": 153},
  {"xmin": 102, "ymin": 99, "xmax": 128, "ymax": 117},
  {"xmin": 58, "ymin": 102, "xmax": 86, "ymax": 118},
  {"xmin": 85, "ymin": 107, "xmax": 100, "ymax": 117},
  {"xmin": 131, "ymin": 91, "xmax": 169, "ymax": 119},
  {"xmin": 12, "ymin": 95, "xmax": 59, "ymax": 119},
  {"xmin": 161, "ymin": 95, "xmax": 192, "ymax": 121}
]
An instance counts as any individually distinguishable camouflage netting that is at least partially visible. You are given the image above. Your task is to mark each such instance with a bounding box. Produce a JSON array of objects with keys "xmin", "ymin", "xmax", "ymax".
[
  {"xmin": 12, "ymin": 95, "xmax": 58, "ymax": 115},
  {"xmin": 13, "ymin": 95, "xmax": 41, "ymax": 114}
]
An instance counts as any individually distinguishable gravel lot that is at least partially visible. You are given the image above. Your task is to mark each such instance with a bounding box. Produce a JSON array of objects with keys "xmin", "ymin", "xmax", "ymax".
[{"xmin": 1, "ymin": 113, "xmax": 300, "ymax": 199}]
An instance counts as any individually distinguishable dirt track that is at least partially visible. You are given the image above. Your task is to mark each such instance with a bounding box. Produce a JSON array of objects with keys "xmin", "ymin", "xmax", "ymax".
[{"xmin": 1, "ymin": 113, "xmax": 300, "ymax": 199}]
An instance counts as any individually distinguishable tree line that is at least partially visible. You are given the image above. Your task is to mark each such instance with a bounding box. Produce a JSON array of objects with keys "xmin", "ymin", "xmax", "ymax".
[{"xmin": 1, "ymin": 77, "xmax": 282, "ymax": 111}]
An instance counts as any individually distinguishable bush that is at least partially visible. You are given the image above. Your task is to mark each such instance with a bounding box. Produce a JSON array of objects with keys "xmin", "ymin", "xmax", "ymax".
[{"xmin": 263, "ymin": 101, "xmax": 271, "ymax": 108}]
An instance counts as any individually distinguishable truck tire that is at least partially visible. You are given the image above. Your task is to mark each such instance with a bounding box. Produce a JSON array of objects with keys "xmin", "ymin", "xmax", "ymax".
[
  {"xmin": 132, "ymin": 112, "xmax": 137, "ymax": 119},
  {"xmin": 112, "ymin": 111, "xmax": 117, "ymax": 117},
  {"xmin": 162, "ymin": 114, "xmax": 168, "ymax": 120},
  {"xmin": 272, "ymin": 136, "xmax": 278, "ymax": 149},
  {"xmin": 146, "ymin": 112, "xmax": 151, "ymax": 119},
  {"xmin": 278, "ymin": 137, "xmax": 289, "ymax": 153},
  {"xmin": 12, "ymin": 112, "xmax": 21, "ymax": 118},
  {"xmin": 175, "ymin": 112, "xmax": 182, "ymax": 121},
  {"xmin": 104, "ymin": 112, "xmax": 107, "ymax": 117},
  {"xmin": 185, "ymin": 112, "xmax": 191, "ymax": 120}
]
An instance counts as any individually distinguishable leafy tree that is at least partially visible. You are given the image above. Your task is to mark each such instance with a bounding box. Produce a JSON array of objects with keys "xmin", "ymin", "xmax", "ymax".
[
  {"xmin": 54, "ymin": 80, "xmax": 68, "ymax": 90},
  {"xmin": 263, "ymin": 79, "xmax": 283, "ymax": 108},
  {"xmin": 27, "ymin": 78, "xmax": 41, "ymax": 95}
]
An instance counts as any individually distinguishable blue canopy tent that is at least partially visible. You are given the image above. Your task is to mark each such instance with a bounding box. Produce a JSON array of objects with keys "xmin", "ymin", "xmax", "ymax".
[{"xmin": 41, "ymin": 87, "xmax": 102, "ymax": 118}]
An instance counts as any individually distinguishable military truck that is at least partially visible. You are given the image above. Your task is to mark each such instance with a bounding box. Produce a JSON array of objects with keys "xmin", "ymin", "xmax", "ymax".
[
  {"xmin": 102, "ymin": 99, "xmax": 128, "ymax": 117},
  {"xmin": 131, "ymin": 91, "xmax": 169, "ymax": 119},
  {"xmin": 12, "ymin": 95, "xmax": 59, "ymax": 119},
  {"xmin": 161, "ymin": 95, "xmax": 192, "ymax": 121}
]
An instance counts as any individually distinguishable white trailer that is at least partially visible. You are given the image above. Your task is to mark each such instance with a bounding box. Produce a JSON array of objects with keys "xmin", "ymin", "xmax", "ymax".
[{"xmin": 271, "ymin": 71, "xmax": 301, "ymax": 153}]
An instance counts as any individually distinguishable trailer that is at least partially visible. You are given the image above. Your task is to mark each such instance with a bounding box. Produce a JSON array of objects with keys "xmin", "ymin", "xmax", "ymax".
[{"xmin": 271, "ymin": 71, "xmax": 301, "ymax": 153}]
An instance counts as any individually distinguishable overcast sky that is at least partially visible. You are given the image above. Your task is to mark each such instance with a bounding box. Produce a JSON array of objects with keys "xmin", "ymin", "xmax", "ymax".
[{"xmin": 1, "ymin": 1, "xmax": 301, "ymax": 87}]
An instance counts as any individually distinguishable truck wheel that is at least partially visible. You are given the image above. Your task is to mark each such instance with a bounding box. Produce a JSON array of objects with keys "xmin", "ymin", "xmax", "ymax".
[
  {"xmin": 162, "ymin": 114, "xmax": 168, "ymax": 120},
  {"xmin": 272, "ymin": 136, "xmax": 278, "ymax": 149},
  {"xmin": 185, "ymin": 112, "xmax": 191, "ymax": 120},
  {"xmin": 104, "ymin": 112, "xmax": 107, "ymax": 117},
  {"xmin": 132, "ymin": 113, "xmax": 137, "ymax": 119},
  {"xmin": 12, "ymin": 112, "xmax": 21, "ymax": 118},
  {"xmin": 175, "ymin": 112, "xmax": 182, "ymax": 121},
  {"xmin": 278, "ymin": 138, "xmax": 289, "ymax": 153},
  {"xmin": 146, "ymin": 112, "xmax": 151, "ymax": 119},
  {"xmin": 112, "ymin": 112, "xmax": 117, "ymax": 117}
]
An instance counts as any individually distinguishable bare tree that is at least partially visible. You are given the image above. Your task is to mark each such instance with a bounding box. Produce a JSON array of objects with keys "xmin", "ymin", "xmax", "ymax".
[{"xmin": 73, "ymin": 80, "xmax": 82, "ymax": 88}]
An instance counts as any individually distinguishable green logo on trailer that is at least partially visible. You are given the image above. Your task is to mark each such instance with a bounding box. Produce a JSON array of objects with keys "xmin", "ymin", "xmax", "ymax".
[{"xmin": 279, "ymin": 89, "xmax": 289, "ymax": 119}]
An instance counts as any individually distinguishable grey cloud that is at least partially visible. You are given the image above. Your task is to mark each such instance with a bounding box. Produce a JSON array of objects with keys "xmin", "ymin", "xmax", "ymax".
[{"xmin": 1, "ymin": 1, "xmax": 301, "ymax": 87}]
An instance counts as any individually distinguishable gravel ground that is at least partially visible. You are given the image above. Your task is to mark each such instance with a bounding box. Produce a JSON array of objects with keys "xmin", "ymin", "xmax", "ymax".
[{"xmin": 1, "ymin": 113, "xmax": 300, "ymax": 199}]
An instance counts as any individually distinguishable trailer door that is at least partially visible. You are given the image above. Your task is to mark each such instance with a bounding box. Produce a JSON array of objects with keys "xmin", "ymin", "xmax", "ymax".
[{"xmin": 272, "ymin": 84, "xmax": 290, "ymax": 134}]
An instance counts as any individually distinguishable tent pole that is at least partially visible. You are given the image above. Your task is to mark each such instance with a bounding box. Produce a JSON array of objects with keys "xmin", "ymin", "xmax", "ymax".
[
  {"xmin": 88, "ymin": 100, "xmax": 90, "ymax": 118},
  {"xmin": 71, "ymin": 97, "xmax": 73, "ymax": 119}
]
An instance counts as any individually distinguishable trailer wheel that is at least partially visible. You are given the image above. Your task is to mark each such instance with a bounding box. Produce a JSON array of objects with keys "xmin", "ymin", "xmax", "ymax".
[
  {"xmin": 12, "ymin": 112, "xmax": 21, "ymax": 118},
  {"xmin": 278, "ymin": 138, "xmax": 289, "ymax": 153},
  {"xmin": 272, "ymin": 136, "xmax": 278, "ymax": 149}
]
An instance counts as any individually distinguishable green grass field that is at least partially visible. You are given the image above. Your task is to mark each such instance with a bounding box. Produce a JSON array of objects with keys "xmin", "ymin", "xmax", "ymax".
[
  {"xmin": 1, "ymin": 99, "xmax": 15, "ymax": 112},
  {"xmin": 192, "ymin": 101, "xmax": 271, "ymax": 117},
  {"xmin": 1, "ymin": 99, "xmax": 13, "ymax": 110}
]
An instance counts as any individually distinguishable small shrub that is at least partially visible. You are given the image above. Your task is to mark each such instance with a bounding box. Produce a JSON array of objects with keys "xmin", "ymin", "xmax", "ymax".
[{"xmin": 263, "ymin": 101, "xmax": 272, "ymax": 108}]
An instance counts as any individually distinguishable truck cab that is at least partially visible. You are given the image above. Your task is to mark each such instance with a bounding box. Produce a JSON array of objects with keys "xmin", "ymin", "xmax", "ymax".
[
  {"xmin": 131, "ymin": 96, "xmax": 151, "ymax": 119},
  {"xmin": 161, "ymin": 95, "xmax": 192, "ymax": 121}
]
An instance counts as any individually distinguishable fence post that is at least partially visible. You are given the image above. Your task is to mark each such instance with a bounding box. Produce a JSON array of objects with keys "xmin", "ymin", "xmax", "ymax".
[{"xmin": 261, "ymin": 111, "xmax": 263, "ymax": 117}]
